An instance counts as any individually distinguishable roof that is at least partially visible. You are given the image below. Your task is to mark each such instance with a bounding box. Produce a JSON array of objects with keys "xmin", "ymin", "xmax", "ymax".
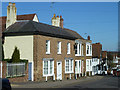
[
  {"xmin": 3, "ymin": 20, "xmax": 84, "ymax": 40},
  {"xmin": 0, "ymin": 13, "xmax": 36, "ymax": 32}
]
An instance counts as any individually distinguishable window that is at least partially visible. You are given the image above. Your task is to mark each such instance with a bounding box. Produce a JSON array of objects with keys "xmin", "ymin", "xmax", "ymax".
[
  {"xmin": 75, "ymin": 42, "xmax": 81, "ymax": 56},
  {"xmin": 75, "ymin": 60, "xmax": 81, "ymax": 73},
  {"xmin": 57, "ymin": 41, "xmax": 61, "ymax": 54},
  {"xmin": 86, "ymin": 43, "xmax": 92, "ymax": 56},
  {"xmin": 46, "ymin": 40, "xmax": 50, "ymax": 54},
  {"xmin": 65, "ymin": 59, "xmax": 73, "ymax": 73},
  {"xmin": 87, "ymin": 45, "xmax": 89, "ymax": 54},
  {"xmin": 67, "ymin": 43, "xmax": 70, "ymax": 54},
  {"xmin": 43, "ymin": 60, "xmax": 54, "ymax": 76},
  {"xmin": 86, "ymin": 60, "xmax": 89, "ymax": 71},
  {"xmin": 81, "ymin": 45, "xmax": 84, "ymax": 56}
]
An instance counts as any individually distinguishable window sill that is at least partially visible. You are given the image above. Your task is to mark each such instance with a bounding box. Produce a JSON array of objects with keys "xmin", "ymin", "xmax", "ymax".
[
  {"xmin": 65, "ymin": 71, "xmax": 74, "ymax": 74},
  {"xmin": 57, "ymin": 52, "xmax": 61, "ymax": 55},
  {"xmin": 46, "ymin": 52, "xmax": 50, "ymax": 55},
  {"xmin": 67, "ymin": 53, "xmax": 70, "ymax": 55},
  {"xmin": 75, "ymin": 54, "xmax": 81, "ymax": 56},
  {"xmin": 43, "ymin": 74, "xmax": 54, "ymax": 77}
]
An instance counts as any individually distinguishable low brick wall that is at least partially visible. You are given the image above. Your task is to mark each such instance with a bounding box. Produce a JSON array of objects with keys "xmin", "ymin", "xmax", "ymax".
[{"xmin": 1, "ymin": 61, "xmax": 28, "ymax": 82}]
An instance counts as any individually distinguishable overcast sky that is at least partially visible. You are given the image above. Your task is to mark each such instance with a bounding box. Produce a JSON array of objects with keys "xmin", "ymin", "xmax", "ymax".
[{"xmin": 2, "ymin": 2, "xmax": 118, "ymax": 51}]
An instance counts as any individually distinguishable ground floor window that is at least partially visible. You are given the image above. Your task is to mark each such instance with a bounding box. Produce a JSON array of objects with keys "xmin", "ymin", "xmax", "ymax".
[
  {"xmin": 43, "ymin": 60, "xmax": 54, "ymax": 76},
  {"xmin": 86, "ymin": 59, "xmax": 92, "ymax": 71},
  {"xmin": 75, "ymin": 60, "xmax": 81, "ymax": 74},
  {"xmin": 65, "ymin": 59, "xmax": 74, "ymax": 73}
]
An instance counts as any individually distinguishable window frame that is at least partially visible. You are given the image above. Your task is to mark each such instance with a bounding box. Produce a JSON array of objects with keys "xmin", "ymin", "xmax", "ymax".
[
  {"xmin": 67, "ymin": 42, "xmax": 70, "ymax": 54},
  {"xmin": 43, "ymin": 60, "xmax": 54, "ymax": 76},
  {"xmin": 75, "ymin": 42, "xmax": 82, "ymax": 56},
  {"xmin": 46, "ymin": 40, "xmax": 50, "ymax": 54},
  {"xmin": 65, "ymin": 59, "xmax": 74, "ymax": 73},
  {"xmin": 57, "ymin": 41, "xmax": 61, "ymax": 54},
  {"xmin": 86, "ymin": 43, "xmax": 92, "ymax": 56},
  {"xmin": 75, "ymin": 60, "xmax": 81, "ymax": 74}
]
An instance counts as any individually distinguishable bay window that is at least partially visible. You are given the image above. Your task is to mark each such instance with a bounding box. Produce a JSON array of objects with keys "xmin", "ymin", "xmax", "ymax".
[
  {"xmin": 65, "ymin": 59, "xmax": 74, "ymax": 73},
  {"xmin": 75, "ymin": 60, "xmax": 81, "ymax": 74}
]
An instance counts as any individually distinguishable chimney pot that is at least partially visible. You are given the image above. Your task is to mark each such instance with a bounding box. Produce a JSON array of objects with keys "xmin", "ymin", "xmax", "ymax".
[
  {"xmin": 12, "ymin": 3, "xmax": 15, "ymax": 6},
  {"xmin": 87, "ymin": 36, "xmax": 90, "ymax": 40},
  {"xmin": 57, "ymin": 16, "xmax": 59, "ymax": 17},
  {"xmin": 60, "ymin": 16, "xmax": 62, "ymax": 18},
  {"xmin": 9, "ymin": 2, "xmax": 12, "ymax": 5},
  {"xmin": 53, "ymin": 14, "xmax": 56, "ymax": 17}
]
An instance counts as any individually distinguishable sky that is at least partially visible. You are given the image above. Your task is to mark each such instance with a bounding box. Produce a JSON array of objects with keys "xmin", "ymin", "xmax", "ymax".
[{"xmin": 1, "ymin": 2, "xmax": 118, "ymax": 51}]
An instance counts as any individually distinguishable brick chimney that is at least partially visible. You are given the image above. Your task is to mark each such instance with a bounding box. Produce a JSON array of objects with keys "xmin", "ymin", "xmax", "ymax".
[
  {"xmin": 60, "ymin": 15, "xmax": 64, "ymax": 28},
  {"xmin": 87, "ymin": 36, "xmax": 90, "ymax": 40},
  {"xmin": 6, "ymin": 2, "xmax": 17, "ymax": 28}
]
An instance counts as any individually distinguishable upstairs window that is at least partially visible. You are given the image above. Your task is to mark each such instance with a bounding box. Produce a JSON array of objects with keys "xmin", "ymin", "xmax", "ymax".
[
  {"xmin": 75, "ymin": 42, "xmax": 81, "ymax": 56},
  {"xmin": 86, "ymin": 43, "xmax": 92, "ymax": 56},
  {"xmin": 67, "ymin": 43, "xmax": 70, "ymax": 54},
  {"xmin": 57, "ymin": 41, "xmax": 61, "ymax": 54},
  {"xmin": 46, "ymin": 40, "xmax": 50, "ymax": 54}
]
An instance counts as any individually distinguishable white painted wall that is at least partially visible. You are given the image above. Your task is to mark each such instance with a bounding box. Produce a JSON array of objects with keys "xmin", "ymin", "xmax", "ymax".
[
  {"xmin": 33, "ymin": 15, "xmax": 39, "ymax": 22},
  {"xmin": 3, "ymin": 36, "xmax": 33, "ymax": 62}
]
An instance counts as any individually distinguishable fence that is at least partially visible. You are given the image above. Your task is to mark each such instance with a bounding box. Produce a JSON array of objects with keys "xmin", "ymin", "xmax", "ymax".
[{"xmin": 7, "ymin": 63, "xmax": 25, "ymax": 77}]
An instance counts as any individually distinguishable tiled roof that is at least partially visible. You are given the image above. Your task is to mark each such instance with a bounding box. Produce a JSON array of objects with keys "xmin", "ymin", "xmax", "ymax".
[
  {"xmin": 3, "ymin": 20, "xmax": 84, "ymax": 40},
  {"xmin": 0, "ymin": 13, "xmax": 36, "ymax": 32}
]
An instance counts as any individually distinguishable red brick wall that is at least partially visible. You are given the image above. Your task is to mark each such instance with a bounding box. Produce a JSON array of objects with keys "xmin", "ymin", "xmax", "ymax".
[{"xmin": 92, "ymin": 43, "xmax": 102, "ymax": 58}]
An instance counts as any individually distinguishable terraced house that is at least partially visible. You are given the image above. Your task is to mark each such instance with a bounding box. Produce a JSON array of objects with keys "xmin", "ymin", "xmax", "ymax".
[{"xmin": 2, "ymin": 2, "xmax": 92, "ymax": 82}]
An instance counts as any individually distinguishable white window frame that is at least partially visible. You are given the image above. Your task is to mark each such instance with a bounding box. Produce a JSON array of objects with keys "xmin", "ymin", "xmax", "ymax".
[
  {"xmin": 43, "ymin": 60, "xmax": 54, "ymax": 76},
  {"xmin": 86, "ymin": 59, "xmax": 92, "ymax": 71},
  {"xmin": 46, "ymin": 40, "xmax": 50, "ymax": 54},
  {"xmin": 67, "ymin": 43, "xmax": 70, "ymax": 54},
  {"xmin": 75, "ymin": 60, "xmax": 81, "ymax": 74},
  {"xmin": 57, "ymin": 41, "xmax": 61, "ymax": 54},
  {"xmin": 86, "ymin": 43, "xmax": 92, "ymax": 56},
  {"xmin": 75, "ymin": 42, "xmax": 82, "ymax": 56},
  {"xmin": 65, "ymin": 59, "xmax": 74, "ymax": 73}
]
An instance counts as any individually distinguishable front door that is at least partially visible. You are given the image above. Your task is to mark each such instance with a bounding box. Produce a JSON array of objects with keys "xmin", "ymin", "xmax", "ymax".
[{"xmin": 57, "ymin": 61, "xmax": 62, "ymax": 80}]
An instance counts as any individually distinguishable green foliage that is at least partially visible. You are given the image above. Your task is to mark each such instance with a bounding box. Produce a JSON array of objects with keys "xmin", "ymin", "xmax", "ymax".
[
  {"xmin": 107, "ymin": 53, "xmax": 115, "ymax": 71},
  {"xmin": 11, "ymin": 46, "xmax": 20, "ymax": 63}
]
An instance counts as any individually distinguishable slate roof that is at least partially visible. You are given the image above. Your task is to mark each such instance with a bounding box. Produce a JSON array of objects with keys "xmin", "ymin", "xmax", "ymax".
[
  {"xmin": 0, "ymin": 13, "xmax": 36, "ymax": 32},
  {"xmin": 3, "ymin": 20, "xmax": 84, "ymax": 40}
]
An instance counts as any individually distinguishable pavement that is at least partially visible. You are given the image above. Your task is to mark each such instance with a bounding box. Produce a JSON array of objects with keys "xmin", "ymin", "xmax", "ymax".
[{"xmin": 11, "ymin": 75, "xmax": 105, "ymax": 88}]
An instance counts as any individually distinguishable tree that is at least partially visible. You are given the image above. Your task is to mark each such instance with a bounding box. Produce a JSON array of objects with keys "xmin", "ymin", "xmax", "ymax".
[
  {"xmin": 107, "ymin": 53, "xmax": 115, "ymax": 71},
  {"xmin": 11, "ymin": 46, "xmax": 20, "ymax": 63}
]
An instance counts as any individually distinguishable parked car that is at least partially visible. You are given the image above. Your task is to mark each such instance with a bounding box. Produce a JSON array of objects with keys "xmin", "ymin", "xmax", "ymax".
[{"xmin": 1, "ymin": 78, "xmax": 11, "ymax": 90}]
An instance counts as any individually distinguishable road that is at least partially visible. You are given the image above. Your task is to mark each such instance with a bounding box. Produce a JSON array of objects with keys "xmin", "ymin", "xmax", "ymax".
[
  {"xmin": 11, "ymin": 75, "xmax": 119, "ymax": 89},
  {"xmin": 61, "ymin": 75, "xmax": 119, "ymax": 88}
]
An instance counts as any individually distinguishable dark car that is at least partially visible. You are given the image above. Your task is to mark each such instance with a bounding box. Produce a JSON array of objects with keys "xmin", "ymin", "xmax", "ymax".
[{"xmin": 1, "ymin": 78, "xmax": 11, "ymax": 90}]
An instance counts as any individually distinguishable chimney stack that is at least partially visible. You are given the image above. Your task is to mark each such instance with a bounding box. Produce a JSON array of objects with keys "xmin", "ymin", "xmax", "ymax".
[
  {"xmin": 60, "ymin": 15, "xmax": 64, "ymax": 28},
  {"xmin": 87, "ymin": 36, "xmax": 90, "ymax": 40},
  {"xmin": 6, "ymin": 2, "xmax": 17, "ymax": 28},
  {"xmin": 51, "ymin": 14, "xmax": 64, "ymax": 28}
]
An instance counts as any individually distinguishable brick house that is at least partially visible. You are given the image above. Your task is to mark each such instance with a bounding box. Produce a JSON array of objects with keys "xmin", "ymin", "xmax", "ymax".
[{"xmin": 2, "ymin": 2, "xmax": 92, "ymax": 82}]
